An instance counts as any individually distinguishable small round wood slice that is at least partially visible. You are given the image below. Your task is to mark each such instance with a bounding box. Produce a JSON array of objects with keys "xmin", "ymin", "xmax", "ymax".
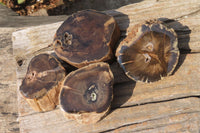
[
  {"xmin": 20, "ymin": 54, "xmax": 66, "ymax": 112},
  {"xmin": 116, "ymin": 20, "xmax": 179, "ymax": 82},
  {"xmin": 59, "ymin": 62, "xmax": 114, "ymax": 124},
  {"xmin": 53, "ymin": 10, "xmax": 120, "ymax": 68}
]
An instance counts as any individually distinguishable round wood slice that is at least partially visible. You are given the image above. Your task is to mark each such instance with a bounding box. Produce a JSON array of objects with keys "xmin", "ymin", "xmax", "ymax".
[
  {"xmin": 116, "ymin": 20, "xmax": 179, "ymax": 82},
  {"xmin": 53, "ymin": 10, "xmax": 120, "ymax": 68},
  {"xmin": 59, "ymin": 62, "xmax": 114, "ymax": 124},
  {"xmin": 20, "ymin": 54, "xmax": 66, "ymax": 112}
]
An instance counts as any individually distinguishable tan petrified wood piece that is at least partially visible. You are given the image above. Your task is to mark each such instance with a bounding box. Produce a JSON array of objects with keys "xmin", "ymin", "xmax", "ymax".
[
  {"xmin": 53, "ymin": 10, "xmax": 120, "ymax": 68},
  {"xmin": 20, "ymin": 54, "xmax": 66, "ymax": 112},
  {"xmin": 60, "ymin": 62, "xmax": 114, "ymax": 124}
]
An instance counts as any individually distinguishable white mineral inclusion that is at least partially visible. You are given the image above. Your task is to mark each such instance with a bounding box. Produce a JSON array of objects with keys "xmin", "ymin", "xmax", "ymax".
[
  {"xmin": 90, "ymin": 92, "xmax": 97, "ymax": 101},
  {"xmin": 143, "ymin": 53, "xmax": 151, "ymax": 63},
  {"xmin": 145, "ymin": 42, "xmax": 154, "ymax": 51}
]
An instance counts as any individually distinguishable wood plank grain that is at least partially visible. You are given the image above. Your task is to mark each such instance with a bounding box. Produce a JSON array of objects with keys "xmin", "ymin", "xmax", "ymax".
[
  {"xmin": 136, "ymin": 121, "xmax": 200, "ymax": 133},
  {"xmin": 107, "ymin": 113, "xmax": 200, "ymax": 132},
  {"xmin": 18, "ymin": 97, "xmax": 200, "ymax": 133},
  {"xmin": 0, "ymin": 28, "xmax": 19, "ymax": 133}
]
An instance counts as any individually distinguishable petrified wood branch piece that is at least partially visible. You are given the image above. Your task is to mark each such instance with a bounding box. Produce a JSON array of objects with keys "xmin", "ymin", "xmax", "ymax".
[
  {"xmin": 116, "ymin": 20, "xmax": 179, "ymax": 82},
  {"xmin": 20, "ymin": 54, "xmax": 66, "ymax": 112},
  {"xmin": 59, "ymin": 62, "xmax": 114, "ymax": 124},
  {"xmin": 53, "ymin": 10, "xmax": 120, "ymax": 68}
]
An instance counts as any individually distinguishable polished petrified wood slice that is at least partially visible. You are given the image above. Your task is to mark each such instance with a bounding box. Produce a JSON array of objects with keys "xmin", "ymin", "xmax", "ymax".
[
  {"xmin": 59, "ymin": 62, "xmax": 114, "ymax": 124},
  {"xmin": 116, "ymin": 20, "xmax": 179, "ymax": 82},
  {"xmin": 20, "ymin": 54, "xmax": 66, "ymax": 112},
  {"xmin": 53, "ymin": 10, "xmax": 120, "ymax": 68}
]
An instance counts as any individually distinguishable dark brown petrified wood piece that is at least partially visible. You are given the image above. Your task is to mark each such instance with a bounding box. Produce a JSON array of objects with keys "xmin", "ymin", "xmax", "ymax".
[
  {"xmin": 53, "ymin": 10, "xmax": 120, "ymax": 68},
  {"xmin": 116, "ymin": 20, "xmax": 179, "ymax": 82},
  {"xmin": 59, "ymin": 62, "xmax": 114, "ymax": 124},
  {"xmin": 20, "ymin": 54, "xmax": 66, "ymax": 112}
]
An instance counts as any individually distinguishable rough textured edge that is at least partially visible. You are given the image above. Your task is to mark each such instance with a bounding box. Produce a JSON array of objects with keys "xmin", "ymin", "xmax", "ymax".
[
  {"xmin": 62, "ymin": 106, "xmax": 111, "ymax": 124},
  {"xmin": 22, "ymin": 80, "xmax": 64, "ymax": 112}
]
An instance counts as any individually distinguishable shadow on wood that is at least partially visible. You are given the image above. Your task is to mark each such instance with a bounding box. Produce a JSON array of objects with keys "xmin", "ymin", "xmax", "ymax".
[
  {"xmin": 159, "ymin": 18, "xmax": 191, "ymax": 75},
  {"xmin": 50, "ymin": 52, "xmax": 77, "ymax": 73},
  {"xmin": 112, "ymin": 81, "xmax": 136, "ymax": 109},
  {"xmin": 107, "ymin": 10, "xmax": 135, "ymax": 115}
]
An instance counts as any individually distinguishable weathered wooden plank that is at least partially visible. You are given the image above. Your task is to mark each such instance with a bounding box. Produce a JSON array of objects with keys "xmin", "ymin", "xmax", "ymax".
[
  {"xmin": 136, "ymin": 121, "xmax": 200, "ymax": 133},
  {"xmin": 0, "ymin": 28, "xmax": 19, "ymax": 133},
  {"xmin": 106, "ymin": 0, "xmax": 200, "ymax": 52},
  {"xmin": 18, "ymin": 97, "xmax": 200, "ymax": 133},
  {"xmin": 12, "ymin": 21, "xmax": 61, "ymax": 68},
  {"xmin": 177, "ymin": 13, "xmax": 200, "ymax": 52},
  {"xmin": 107, "ymin": 113, "xmax": 200, "ymax": 132}
]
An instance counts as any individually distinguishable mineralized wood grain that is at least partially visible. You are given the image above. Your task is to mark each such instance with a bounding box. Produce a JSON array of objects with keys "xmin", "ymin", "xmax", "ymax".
[
  {"xmin": 53, "ymin": 10, "xmax": 120, "ymax": 68},
  {"xmin": 12, "ymin": 0, "xmax": 200, "ymax": 132},
  {"xmin": 60, "ymin": 62, "xmax": 113, "ymax": 124},
  {"xmin": 19, "ymin": 54, "xmax": 66, "ymax": 112},
  {"xmin": 116, "ymin": 20, "xmax": 179, "ymax": 82}
]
